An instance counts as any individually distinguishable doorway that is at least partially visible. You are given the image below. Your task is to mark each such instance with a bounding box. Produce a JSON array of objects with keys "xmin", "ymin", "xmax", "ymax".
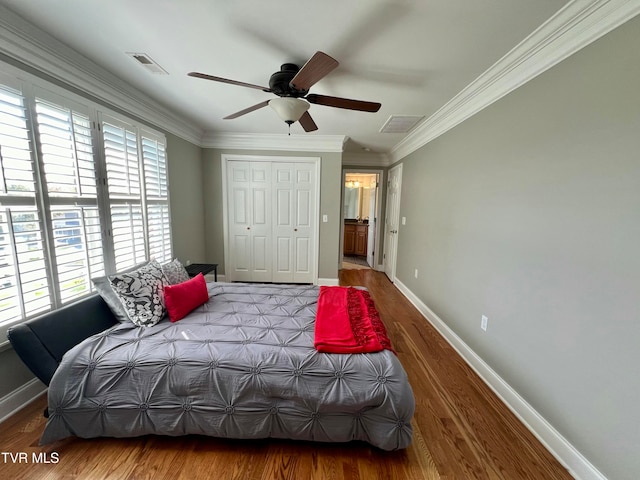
[{"xmin": 341, "ymin": 170, "xmax": 383, "ymax": 271}]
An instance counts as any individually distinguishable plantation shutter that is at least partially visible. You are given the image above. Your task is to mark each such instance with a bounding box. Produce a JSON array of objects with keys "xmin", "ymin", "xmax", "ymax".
[
  {"xmin": 141, "ymin": 130, "xmax": 172, "ymax": 263},
  {"xmin": 1, "ymin": 64, "xmax": 175, "ymax": 341},
  {"xmin": 0, "ymin": 81, "xmax": 51, "ymax": 327},
  {"xmin": 101, "ymin": 115, "xmax": 146, "ymax": 271},
  {"xmin": 34, "ymin": 94, "xmax": 105, "ymax": 303}
]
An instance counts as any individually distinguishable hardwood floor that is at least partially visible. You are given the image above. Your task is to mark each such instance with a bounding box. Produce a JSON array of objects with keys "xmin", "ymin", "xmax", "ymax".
[{"xmin": 0, "ymin": 270, "xmax": 573, "ymax": 479}]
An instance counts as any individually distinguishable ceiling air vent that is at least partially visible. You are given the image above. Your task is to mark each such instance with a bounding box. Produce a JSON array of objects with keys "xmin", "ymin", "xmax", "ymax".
[
  {"xmin": 379, "ymin": 115, "xmax": 424, "ymax": 133},
  {"xmin": 126, "ymin": 52, "xmax": 168, "ymax": 74}
]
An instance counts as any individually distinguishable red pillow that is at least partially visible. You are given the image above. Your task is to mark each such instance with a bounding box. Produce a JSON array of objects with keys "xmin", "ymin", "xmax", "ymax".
[{"xmin": 163, "ymin": 273, "xmax": 209, "ymax": 322}]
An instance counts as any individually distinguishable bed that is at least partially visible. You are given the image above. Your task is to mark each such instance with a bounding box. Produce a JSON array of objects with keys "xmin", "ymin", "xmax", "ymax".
[{"xmin": 10, "ymin": 282, "xmax": 415, "ymax": 450}]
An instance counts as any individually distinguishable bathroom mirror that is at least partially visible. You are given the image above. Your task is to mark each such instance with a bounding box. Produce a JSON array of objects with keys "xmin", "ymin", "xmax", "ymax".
[
  {"xmin": 343, "ymin": 174, "xmax": 377, "ymax": 220},
  {"xmin": 343, "ymin": 186, "xmax": 360, "ymax": 219}
]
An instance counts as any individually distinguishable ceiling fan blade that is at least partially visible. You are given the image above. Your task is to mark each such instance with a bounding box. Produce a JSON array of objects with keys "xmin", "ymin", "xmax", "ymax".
[
  {"xmin": 289, "ymin": 51, "xmax": 339, "ymax": 91},
  {"xmin": 223, "ymin": 100, "xmax": 271, "ymax": 119},
  {"xmin": 306, "ymin": 94, "xmax": 381, "ymax": 112},
  {"xmin": 188, "ymin": 72, "xmax": 271, "ymax": 92},
  {"xmin": 298, "ymin": 111, "xmax": 318, "ymax": 132}
]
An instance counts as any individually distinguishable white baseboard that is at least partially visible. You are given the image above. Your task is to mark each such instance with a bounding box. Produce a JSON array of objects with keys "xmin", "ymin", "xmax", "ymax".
[
  {"xmin": 0, "ymin": 378, "xmax": 47, "ymax": 424},
  {"xmin": 394, "ymin": 278, "xmax": 607, "ymax": 480},
  {"xmin": 212, "ymin": 274, "xmax": 329, "ymax": 285}
]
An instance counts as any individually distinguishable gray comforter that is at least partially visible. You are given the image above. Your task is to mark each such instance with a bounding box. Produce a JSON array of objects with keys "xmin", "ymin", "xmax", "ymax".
[{"xmin": 41, "ymin": 283, "xmax": 415, "ymax": 450}]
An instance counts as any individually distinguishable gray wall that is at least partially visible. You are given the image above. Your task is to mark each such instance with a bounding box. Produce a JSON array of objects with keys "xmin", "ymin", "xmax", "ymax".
[
  {"xmin": 166, "ymin": 133, "xmax": 206, "ymax": 263},
  {"xmin": 0, "ymin": 347, "xmax": 42, "ymax": 398},
  {"xmin": 202, "ymin": 148, "xmax": 343, "ymax": 280},
  {"xmin": 393, "ymin": 16, "xmax": 640, "ymax": 480}
]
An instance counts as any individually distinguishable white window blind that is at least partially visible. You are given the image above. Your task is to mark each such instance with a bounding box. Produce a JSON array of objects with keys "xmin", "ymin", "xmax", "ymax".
[
  {"xmin": 34, "ymin": 95, "xmax": 105, "ymax": 304},
  {"xmin": 101, "ymin": 116, "xmax": 171, "ymax": 271},
  {"xmin": 102, "ymin": 117, "xmax": 146, "ymax": 270},
  {"xmin": 0, "ymin": 83, "xmax": 51, "ymax": 325},
  {"xmin": 0, "ymin": 85, "xmax": 36, "ymax": 196},
  {"xmin": 36, "ymin": 99, "xmax": 97, "ymax": 197},
  {"xmin": 103, "ymin": 119, "xmax": 140, "ymax": 197},
  {"xmin": 0, "ymin": 208, "xmax": 51, "ymax": 322},
  {"xmin": 0, "ymin": 66, "xmax": 172, "ymax": 343},
  {"xmin": 142, "ymin": 131, "xmax": 171, "ymax": 264},
  {"xmin": 50, "ymin": 207, "xmax": 104, "ymax": 302}
]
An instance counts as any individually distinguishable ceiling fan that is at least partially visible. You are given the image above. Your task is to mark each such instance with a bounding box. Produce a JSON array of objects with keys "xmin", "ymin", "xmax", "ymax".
[{"xmin": 188, "ymin": 51, "xmax": 381, "ymax": 133}]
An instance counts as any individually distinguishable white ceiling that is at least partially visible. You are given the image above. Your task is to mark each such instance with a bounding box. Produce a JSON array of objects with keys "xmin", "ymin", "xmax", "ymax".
[{"xmin": 1, "ymin": 0, "xmax": 569, "ymax": 153}]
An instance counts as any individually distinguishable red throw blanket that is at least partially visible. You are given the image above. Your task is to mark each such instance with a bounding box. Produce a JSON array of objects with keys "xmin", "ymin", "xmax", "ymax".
[{"xmin": 314, "ymin": 286, "xmax": 394, "ymax": 354}]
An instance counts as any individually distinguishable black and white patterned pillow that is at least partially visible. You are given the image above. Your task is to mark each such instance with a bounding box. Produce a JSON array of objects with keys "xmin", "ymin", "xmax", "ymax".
[
  {"xmin": 92, "ymin": 261, "xmax": 149, "ymax": 323},
  {"xmin": 109, "ymin": 260, "xmax": 168, "ymax": 327},
  {"xmin": 161, "ymin": 258, "xmax": 190, "ymax": 285}
]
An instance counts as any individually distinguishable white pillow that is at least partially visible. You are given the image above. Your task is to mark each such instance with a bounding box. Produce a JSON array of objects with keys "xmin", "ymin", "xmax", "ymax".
[{"xmin": 109, "ymin": 260, "xmax": 168, "ymax": 327}]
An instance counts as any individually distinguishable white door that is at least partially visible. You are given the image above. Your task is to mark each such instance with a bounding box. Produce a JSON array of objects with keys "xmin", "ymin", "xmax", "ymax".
[
  {"xmin": 227, "ymin": 162, "xmax": 252, "ymax": 281},
  {"xmin": 292, "ymin": 163, "xmax": 316, "ymax": 282},
  {"xmin": 384, "ymin": 164, "xmax": 402, "ymax": 282},
  {"xmin": 249, "ymin": 162, "xmax": 272, "ymax": 282},
  {"xmin": 227, "ymin": 161, "xmax": 272, "ymax": 282},
  {"xmin": 273, "ymin": 163, "xmax": 295, "ymax": 282},
  {"xmin": 366, "ymin": 180, "xmax": 377, "ymax": 268},
  {"xmin": 272, "ymin": 162, "xmax": 316, "ymax": 283},
  {"xmin": 226, "ymin": 157, "xmax": 317, "ymax": 283}
]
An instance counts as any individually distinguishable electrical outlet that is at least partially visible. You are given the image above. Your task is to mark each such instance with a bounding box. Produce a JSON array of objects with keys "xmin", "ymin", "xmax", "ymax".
[
  {"xmin": 481, "ymin": 315, "xmax": 488, "ymax": 331},
  {"xmin": 402, "ymin": 217, "xmax": 406, "ymax": 225},
  {"xmin": 322, "ymin": 214, "xmax": 328, "ymax": 223},
  {"xmin": 414, "ymin": 269, "xmax": 418, "ymax": 278}
]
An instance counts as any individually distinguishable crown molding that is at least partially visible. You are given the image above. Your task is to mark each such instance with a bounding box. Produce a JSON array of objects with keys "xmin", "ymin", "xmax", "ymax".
[
  {"xmin": 201, "ymin": 132, "xmax": 348, "ymax": 153},
  {"xmin": 0, "ymin": 5, "xmax": 204, "ymax": 145},
  {"xmin": 389, "ymin": 0, "xmax": 640, "ymax": 163}
]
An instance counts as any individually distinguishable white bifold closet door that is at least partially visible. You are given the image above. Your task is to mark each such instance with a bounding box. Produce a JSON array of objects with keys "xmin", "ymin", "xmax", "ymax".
[
  {"xmin": 272, "ymin": 162, "xmax": 316, "ymax": 283},
  {"xmin": 226, "ymin": 160, "xmax": 317, "ymax": 283},
  {"xmin": 227, "ymin": 161, "xmax": 272, "ymax": 282}
]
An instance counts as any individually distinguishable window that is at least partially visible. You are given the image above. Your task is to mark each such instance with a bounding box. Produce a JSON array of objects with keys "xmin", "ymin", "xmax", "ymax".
[
  {"xmin": 0, "ymin": 67, "xmax": 172, "ymax": 343},
  {"xmin": 0, "ymin": 81, "xmax": 50, "ymax": 325},
  {"xmin": 142, "ymin": 131, "xmax": 171, "ymax": 264},
  {"xmin": 34, "ymin": 95, "xmax": 105, "ymax": 304},
  {"xmin": 102, "ymin": 115, "xmax": 147, "ymax": 271}
]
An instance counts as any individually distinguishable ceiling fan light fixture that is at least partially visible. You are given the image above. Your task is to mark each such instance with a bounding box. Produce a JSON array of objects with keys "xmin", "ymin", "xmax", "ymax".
[{"xmin": 269, "ymin": 97, "xmax": 310, "ymax": 124}]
